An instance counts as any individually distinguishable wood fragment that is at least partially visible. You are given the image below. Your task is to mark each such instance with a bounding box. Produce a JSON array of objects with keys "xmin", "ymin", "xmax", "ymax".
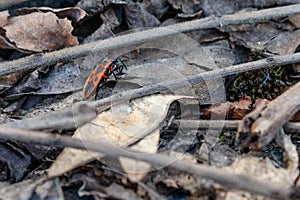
[
  {"xmin": 5, "ymin": 53, "xmax": 300, "ymax": 131},
  {"xmin": 237, "ymin": 81, "xmax": 300, "ymax": 150},
  {"xmin": 1, "ymin": 4, "xmax": 300, "ymax": 76},
  {"xmin": 0, "ymin": 126, "xmax": 292, "ymax": 199}
]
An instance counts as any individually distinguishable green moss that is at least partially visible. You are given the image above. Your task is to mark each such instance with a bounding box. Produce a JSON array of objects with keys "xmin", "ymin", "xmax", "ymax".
[
  {"xmin": 227, "ymin": 66, "xmax": 290, "ymax": 101},
  {"xmin": 219, "ymin": 135, "xmax": 226, "ymax": 142}
]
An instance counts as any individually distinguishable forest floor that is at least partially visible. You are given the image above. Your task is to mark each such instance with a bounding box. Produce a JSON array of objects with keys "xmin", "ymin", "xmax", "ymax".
[{"xmin": 1, "ymin": 0, "xmax": 300, "ymax": 199}]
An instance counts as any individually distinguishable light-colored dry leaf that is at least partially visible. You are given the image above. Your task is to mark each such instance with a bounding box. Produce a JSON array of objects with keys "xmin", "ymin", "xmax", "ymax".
[
  {"xmin": 14, "ymin": 7, "xmax": 87, "ymax": 22},
  {"xmin": 0, "ymin": 12, "xmax": 78, "ymax": 52},
  {"xmin": 221, "ymin": 134, "xmax": 299, "ymax": 200},
  {"xmin": 0, "ymin": 10, "xmax": 9, "ymax": 27},
  {"xmin": 119, "ymin": 129, "xmax": 160, "ymax": 182},
  {"xmin": 48, "ymin": 95, "xmax": 193, "ymax": 177}
]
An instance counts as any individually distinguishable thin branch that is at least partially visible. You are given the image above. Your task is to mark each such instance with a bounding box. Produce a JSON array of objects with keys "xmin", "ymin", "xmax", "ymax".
[
  {"xmin": 5, "ymin": 53, "xmax": 300, "ymax": 131},
  {"xmin": 0, "ymin": 126, "xmax": 292, "ymax": 199},
  {"xmin": 1, "ymin": 4, "xmax": 300, "ymax": 76},
  {"xmin": 237, "ymin": 81, "xmax": 300, "ymax": 150},
  {"xmin": 174, "ymin": 120, "xmax": 300, "ymax": 134}
]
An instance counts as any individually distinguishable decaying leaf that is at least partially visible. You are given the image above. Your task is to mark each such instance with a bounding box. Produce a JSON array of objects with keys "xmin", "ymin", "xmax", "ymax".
[
  {"xmin": 72, "ymin": 173, "xmax": 143, "ymax": 199},
  {"xmin": 265, "ymin": 29, "xmax": 300, "ymax": 55},
  {"xmin": 0, "ymin": 141, "xmax": 32, "ymax": 182},
  {"xmin": 76, "ymin": 0, "xmax": 126, "ymax": 15},
  {"xmin": 48, "ymin": 95, "xmax": 193, "ymax": 179},
  {"xmin": 0, "ymin": 69, "xmax": 33, "ymax": 93},
  {"xmin": 0, "ymin": 178, "xmax": 63, "ymax": 200},
  {"xmin": 124, "ymin": 1, "xmax": 160, "ymax": 28},
  {"xmin": 229, "ymin": 22, "xmax": 281, "ymax": 51},
  {"xmin": 202, "ymin": 96, "xmax": 252, "ymax": 120},
  {"xmin": 36, "ymin": 62, "xmax": 82, "ymax": 95},
  {"xmin": 168, "ymin": 0, "xmax": 201, "ymax": 15},
  {"xmin": 14, "ymin": 7, "xmax": 87, "ymax": 22},
  {"xmin": 289, "ymin": 14, "xmax": 300, "ymax": 28},
  {"xmin": 222, "ymin": 133, "xmax": 298, "ymax": 200},
  {"xmin": 143, "ymin": 0, "xmax": 169, "ymax": 19},
  {"xmin": 0, "ymin": 12, "xmax": 78, "ymax": 52},
  {"xmin": 199, "ymin": 0, "xmax": 253, "ymax": 16},
  {"xmin": 82, "ymin": 7, "xmax": 121, "ymax": 43},
  {"xmin": 0, "ymin": 10, "xmax": 9, "ymax": 27}
]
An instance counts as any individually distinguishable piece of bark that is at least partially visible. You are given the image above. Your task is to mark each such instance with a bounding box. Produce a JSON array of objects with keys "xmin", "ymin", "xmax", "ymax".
[{"xmin": 237, "ymin": 81, "xmax": 300, "ymax": 150}]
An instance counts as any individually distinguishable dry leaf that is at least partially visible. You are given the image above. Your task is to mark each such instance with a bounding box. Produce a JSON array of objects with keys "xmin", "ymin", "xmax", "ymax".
[
  {"xmin": 14, "ymin": 7, "xmax": 87, "ymax": 22},
  {"xmin": 265, "ymin": 29, "xmax": 300, "ymax": 55},
  {"xmin": 0, "ymin": 178, "xmax": 63, "ymax": 200},
  {"xmin": 119, "ymin": 129, "xmax": 160, "ymax": 182},
  {"xmin": 202, "ymin": 96, "xmax": 252, "ymax": 120},
  {"xmin": 167, "ymin": 0, "xmax": 201, "ymax": 15},
  {"xmin": 222, "ymin": 134, "xmax": 299, "ymax": 200},
  {"xmin": 289, "ymin": 14, "xmax": 300, "ymax": 28},
  {"xmin": 48, "ymin": 95, "xmax": 193, "ymax": 178},
  {"xmin": 124, "ymin": 1, "xmax": 160, "ymax": 28},
  {"xmin": 0, "ymin": 10, "xmax": 9, "ymax": 27},
  {"xmin": 0, "ymin": 12, "xmax": 78, "ymax": 52},
  {"xmin": 143, "ymin": 0, "xmax": 169, "ymax": 19}
]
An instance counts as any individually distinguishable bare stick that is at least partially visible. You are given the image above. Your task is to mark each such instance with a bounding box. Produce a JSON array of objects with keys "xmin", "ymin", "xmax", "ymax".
[
  {"xmin": 1, "ymin": 4, "xmax": 300, "ymax": 76},
  {"xmin": 174, "ymin": 120, "xmax": 300, "ymax": 134},
  {"xmin": 5, "ymin": 53, "xmax": 300, "ymax": 131},
  {"xmin": 0, "ymin": 126, "xmax": 292, "ymax": 199},
  {"xmin": 237, "ymin": 81, "xmax": 300, "ymax": 150}
]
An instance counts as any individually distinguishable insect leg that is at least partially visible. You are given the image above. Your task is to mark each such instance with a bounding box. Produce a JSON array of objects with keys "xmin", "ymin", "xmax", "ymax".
[{"xmin": 94, "ymin": 78, "xmax": 107, "ymax": 100}]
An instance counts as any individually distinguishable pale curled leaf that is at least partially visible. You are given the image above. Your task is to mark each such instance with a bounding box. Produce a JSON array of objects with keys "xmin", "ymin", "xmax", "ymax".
[
  {"xmin": 0, "ymin": 12, "xmax": 78, "ymax": 52},
  {"xmin": 14, "ymin": 7, "xmax": 87, "ymax": 22},
  {"xmin": 48, "ymin": 95, "xmax": 194, "ymax": 177}
]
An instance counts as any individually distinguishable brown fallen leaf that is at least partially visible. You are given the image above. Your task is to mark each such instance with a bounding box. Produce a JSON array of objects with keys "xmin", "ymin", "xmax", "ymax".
[
  {"xmin": 14, "ymin": 7, "xmax": 87, "ymax": 22},
  {"xmin": 0, "ymin": 12, "xmax": 78, "ymax": 52},
  {"xmin": 202, "ymin": 96, "xmax": 252, "ymax": 120}
]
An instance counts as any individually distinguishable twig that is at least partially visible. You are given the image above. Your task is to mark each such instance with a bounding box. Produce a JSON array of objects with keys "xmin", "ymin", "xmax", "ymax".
[
  {"xmin": 237, "ymin": 81, "xmax": 300, "ymax": 150},
  {"xmin": 1, "ymin": 4, "xmax": 300, "ymax": 76},
  {"xmin": 0, "ymin": 126, "xmax": 292, "ymax": 199},
  {"xmin": 5, "ymin": 53, "xmax": 300, "ymax": 131},
  {"xmin": 174, "ymin": 120, "xmax": 300, "ymax": 134}
]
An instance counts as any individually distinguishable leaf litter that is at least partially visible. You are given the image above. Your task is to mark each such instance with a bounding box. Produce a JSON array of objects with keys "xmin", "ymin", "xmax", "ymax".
[{"xmin": 0, "ymin": 1, "xmax": 300, "ymax": 200}]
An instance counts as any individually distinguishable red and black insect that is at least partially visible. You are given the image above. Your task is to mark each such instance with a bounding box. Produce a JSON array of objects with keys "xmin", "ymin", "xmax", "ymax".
[{"xmin": 83, "ymin": 58, "xmax": 127, "ymax": 99}]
